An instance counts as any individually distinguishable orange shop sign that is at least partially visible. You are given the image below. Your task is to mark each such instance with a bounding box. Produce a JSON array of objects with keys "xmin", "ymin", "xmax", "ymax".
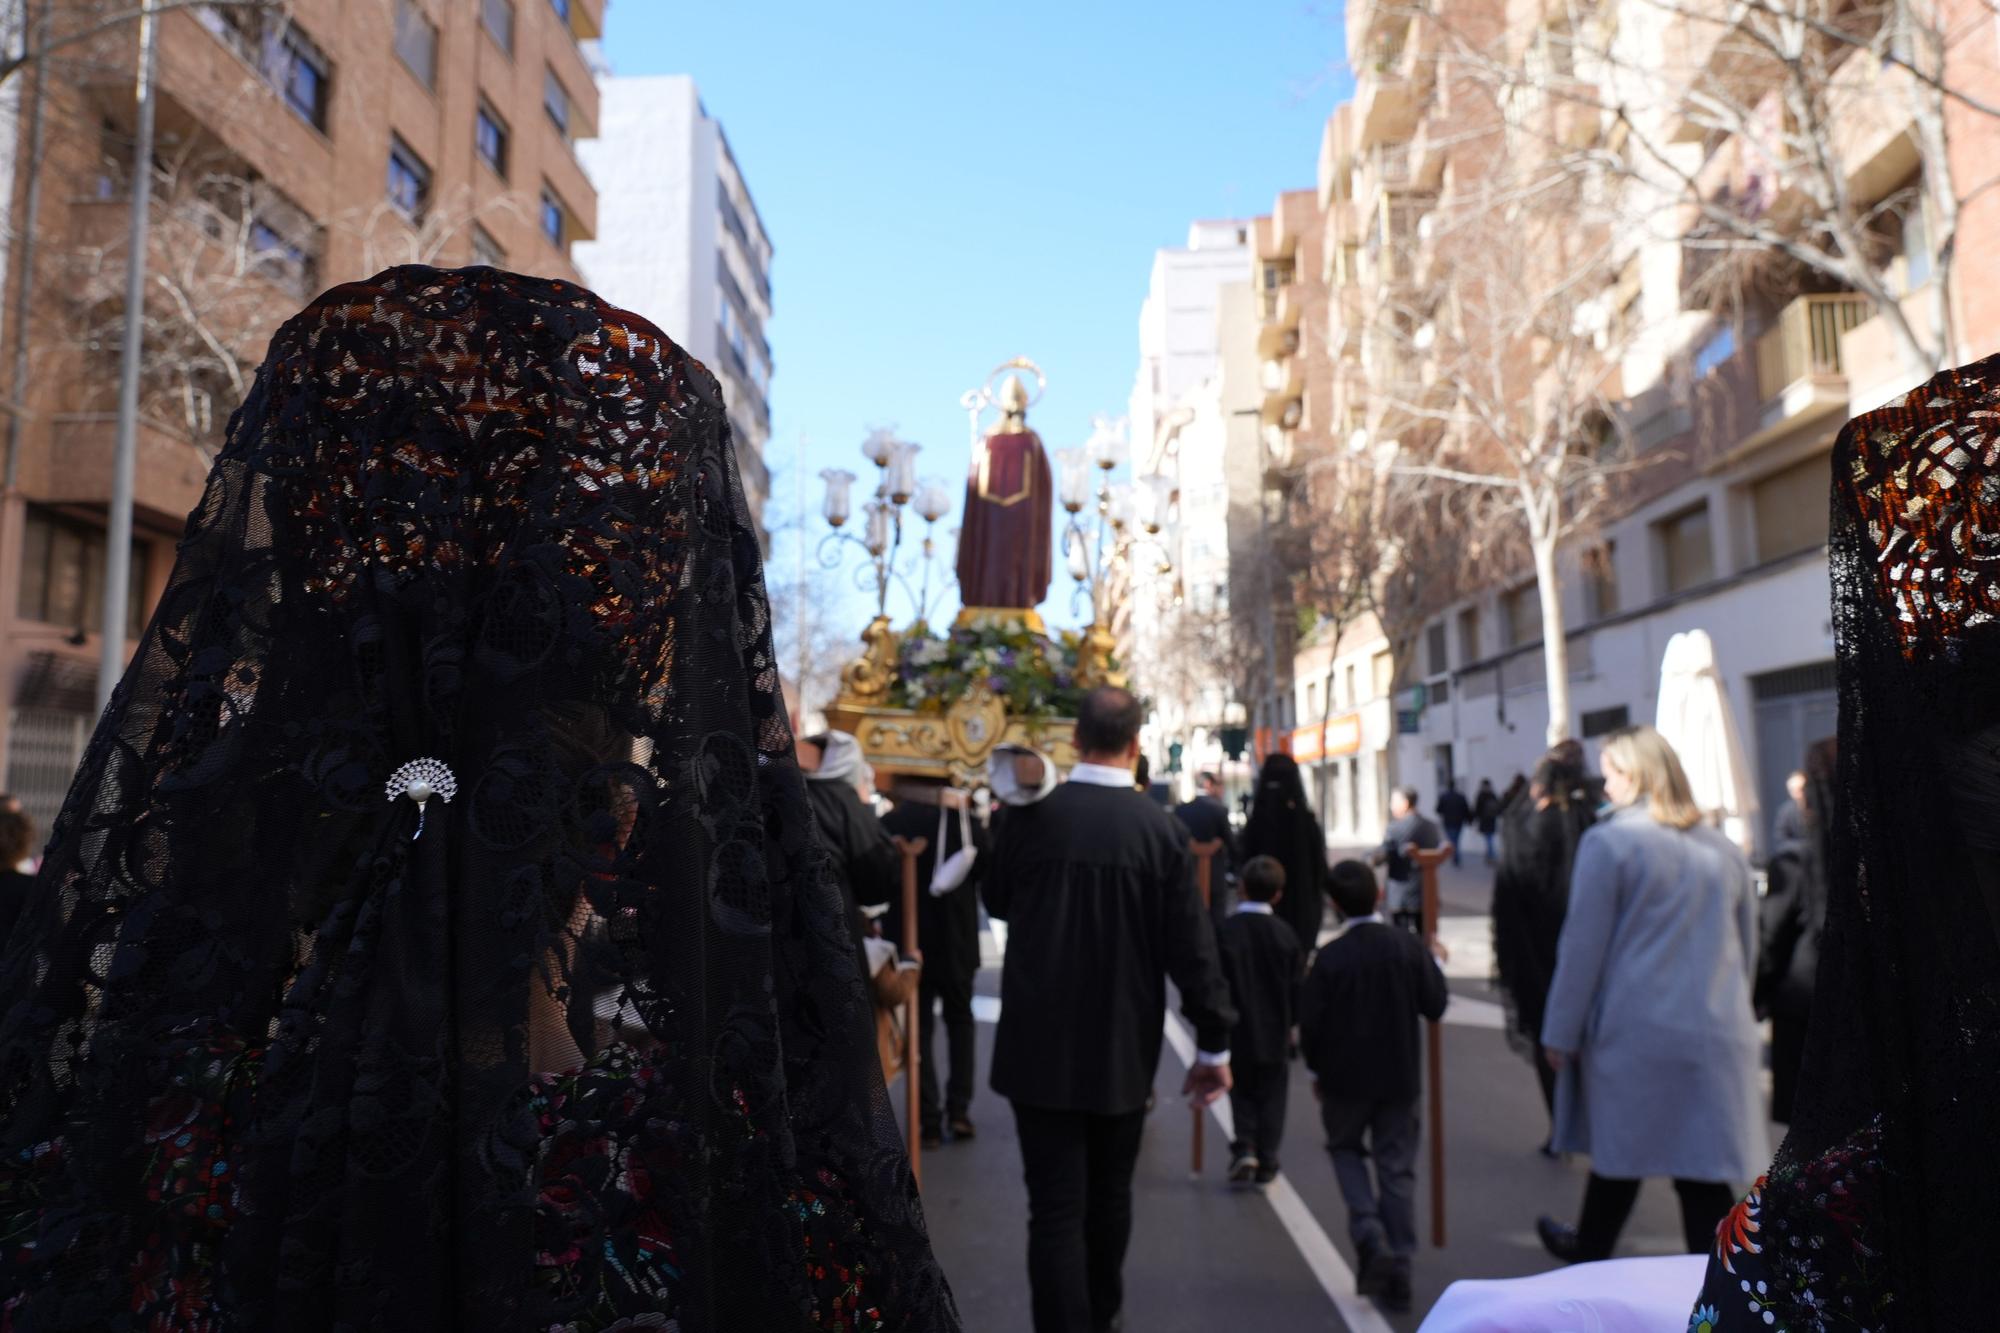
[{"xmin": 1290, "ymin": 713, "xmax": 1362, "ymax": 764}]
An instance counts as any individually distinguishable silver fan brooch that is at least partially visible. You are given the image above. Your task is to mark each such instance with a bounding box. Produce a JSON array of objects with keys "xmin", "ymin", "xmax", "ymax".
[{"xmin": 385, "ymin": 757, "xmax": 458, "ymax": 840}]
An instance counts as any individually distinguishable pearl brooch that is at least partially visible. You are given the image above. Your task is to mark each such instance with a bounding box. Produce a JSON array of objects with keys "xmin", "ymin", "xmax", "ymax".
[{"xmin": 385, "ymin": 758, "xmax": 458, "ymax": 840}]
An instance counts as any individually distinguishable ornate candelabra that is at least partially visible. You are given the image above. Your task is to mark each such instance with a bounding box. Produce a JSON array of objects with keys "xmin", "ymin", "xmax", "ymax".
[
  {"xmin": 818, "ymin": 429, "xmax": 956, "ymax": 704},
  {"xmin": 1054, "ymin": 415, "xmax": 1178, "ymax": 688}
]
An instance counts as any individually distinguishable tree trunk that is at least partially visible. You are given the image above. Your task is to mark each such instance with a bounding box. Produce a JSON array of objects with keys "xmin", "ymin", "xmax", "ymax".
[
  {"xmin": 1315, "ymin": 617, "xmax": 1346, "ymax": 832},
  {"xmin": 1533, "ymin": 532, "xmax": 1570, "ymax": 745}
]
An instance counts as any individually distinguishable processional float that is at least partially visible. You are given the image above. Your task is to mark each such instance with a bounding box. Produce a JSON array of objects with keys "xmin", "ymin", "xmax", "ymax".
[{"xmin": 819, "ymin": 361, "xmax": 1203, "ymax": 1180}]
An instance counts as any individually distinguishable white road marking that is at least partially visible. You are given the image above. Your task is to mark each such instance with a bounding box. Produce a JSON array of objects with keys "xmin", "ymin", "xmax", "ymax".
[{"xmin": 1161, "ymin": 1011, "xmax": 1397, "ymax": 1333}]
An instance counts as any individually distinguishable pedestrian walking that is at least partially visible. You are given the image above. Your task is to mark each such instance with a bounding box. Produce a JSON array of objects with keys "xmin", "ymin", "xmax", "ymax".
[
  {"xmin": 1175, "ymin": 769, "xmax": 1240, "ymax": 927},
  {"xmin": 1216, "ymin": 854, "xmax": 1304, "ymax": 1187},
  {"xmin": 801, "ymin": 728, "xmax": 903, "ymax": 978},
  {"xmin": 882, "ymin": 777, "xmax": 987, "ymax": 1148},
  {"xmin": 1241, "ymin": 752, "xmax": 1332, "ymax": 953},
  {"xmin": 1436, "ymin": 780, "xmax": 1472, "ymax": 868},
  {"xmin": 0, "ymin": 267, "xmax": 959, "ymax": 1329},
  {"xmin": 1473, "ymin": 778, "xmax": 1504, "ymax": 864},
  {"xmin": 1536, "ymin": 725, "xmax": 1765, "ymax": 1263},
  {"xmin": 1372, "ymin": 787, "xmax": 1441, "ymax": 933},
  {"xmin": 1491, "ymin": 747, "xmax": 1597, "ymax": 1142},
  {"xmin": 984, "ymin": 686, "xmax": 1234, "ymax": 1333},
  {"xmin": 1300, "ymin": 860, "xmax": 1449, "ymax": 1313},
  {"xmin": 1771, "ymin": 767, "xmax": 1809, "ymax": 852},
  {"xmin": 1755, "ymin": 739, "xmax": 1833, "ymax": 1125}
]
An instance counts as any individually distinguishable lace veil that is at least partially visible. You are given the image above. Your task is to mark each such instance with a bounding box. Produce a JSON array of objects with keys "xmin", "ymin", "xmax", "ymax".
[{"xmin": 0, "ymin": 266, "xmax": 958, "ymax": 1330}]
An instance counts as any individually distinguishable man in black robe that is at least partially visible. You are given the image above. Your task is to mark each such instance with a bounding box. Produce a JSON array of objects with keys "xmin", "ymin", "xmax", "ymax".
[
  {"xmin": 985, "ymin": 687, "xmax": 1236, "ymax": 1333},
  {"xmin": 881, "ymin": 778, "xmax": 986, "ymax": 1148},
  {"xmin": 1175, "ymin": 769, "xmax": 1239, "ymax": 928}
]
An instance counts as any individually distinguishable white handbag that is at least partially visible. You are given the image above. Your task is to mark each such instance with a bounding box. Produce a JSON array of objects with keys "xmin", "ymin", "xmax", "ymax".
[{"xmin": 930, "ymin": 799, "xmax": 978, "ymax": 895}]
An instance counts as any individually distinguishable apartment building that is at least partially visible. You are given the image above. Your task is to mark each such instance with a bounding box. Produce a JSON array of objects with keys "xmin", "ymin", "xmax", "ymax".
[
  {"xmin": 1331, "ymin": 0, "xmax": 2000, "ymax": 857},
  {"xmin": 0, "ymin": 0, "xmax": 603, "ymax": 827},
  {"xmin": 1288, "ymin": 613, "xmax": 1397, "ymax": 846},
  {"xmin": 1122, "ymin": 219, "xmax": 1250, "ymax": 785},
  {"xmin": 575, "ymin": 75, "xmax": 775, "ymax": 536}
]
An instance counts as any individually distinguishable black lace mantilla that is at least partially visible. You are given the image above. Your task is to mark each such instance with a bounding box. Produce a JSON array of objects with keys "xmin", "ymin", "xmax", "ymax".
[{"xmin": 0, "ymin": 266, "xmax": 960, "ymax": 1331}]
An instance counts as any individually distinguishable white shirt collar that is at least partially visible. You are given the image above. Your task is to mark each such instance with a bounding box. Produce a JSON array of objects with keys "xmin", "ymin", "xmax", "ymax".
[
  {"xmin": 1233, "ymin": 901, "xmax": 1274, "ymax": 915},
  {"xmin": 1342, "ymin": 913, "xmax": 1384, "ymax": 928},
  {"xmin": 1069, "ymin": 761, "xmax": 1136, "ymax": 788}
]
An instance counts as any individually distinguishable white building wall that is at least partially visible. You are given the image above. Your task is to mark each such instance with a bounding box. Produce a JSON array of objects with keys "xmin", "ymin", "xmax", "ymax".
[{"xmin": 576, "ymin": 75, "xmax": 774, "ymax": 531}]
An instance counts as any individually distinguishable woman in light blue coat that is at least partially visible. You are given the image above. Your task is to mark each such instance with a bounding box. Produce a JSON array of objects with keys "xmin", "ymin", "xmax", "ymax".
[{"xmin": 1534, "ymin": 725, "xmax": 1766, "ymax": 1263}]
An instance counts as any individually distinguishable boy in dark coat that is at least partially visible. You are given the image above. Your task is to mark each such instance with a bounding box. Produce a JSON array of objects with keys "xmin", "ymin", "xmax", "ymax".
[
  {"xmin": 1215, "ymin": 854, "xmax": 1304, "ymax": 1186},
  {"xmin": 1300, "ymin": 860, "xmax": 1449, "ymax": 1314}
]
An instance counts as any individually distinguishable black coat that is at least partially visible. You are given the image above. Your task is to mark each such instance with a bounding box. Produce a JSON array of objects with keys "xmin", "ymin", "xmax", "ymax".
[
  {"xmin": 880, "ymin": 797, "xmax": 985, "ymax": 983},
  {"xmin": 1299, "ymin": 921, "xmax": 1448, "ymax": 1104},
  {"xmin": 1474, "ymin": 789, "xmax": 1503, "ymax": 834},
  {"xmin": 1436, "ymin": 789, "xmax": 1472, "ymax": 829},
  {"xmin": 804, "ymin": 779, "xmax": 900, "ymax": 972},
  {"xmin": 1215, "ymin": 908, "xmax": 1303, "ymax": 1065},
  {"xmin": 1173, "ymin": 794, "xmax": 1238, "ymax": 881},
  {"xmin": 984, "ymin": 781, "xmax": 1236, "ymax": 1114}
]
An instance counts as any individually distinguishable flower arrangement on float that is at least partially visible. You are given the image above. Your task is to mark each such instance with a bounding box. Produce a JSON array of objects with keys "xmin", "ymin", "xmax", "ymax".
[{"xmin": 888, "ymin": 622, "xmax": 1098, "ymax": 721}]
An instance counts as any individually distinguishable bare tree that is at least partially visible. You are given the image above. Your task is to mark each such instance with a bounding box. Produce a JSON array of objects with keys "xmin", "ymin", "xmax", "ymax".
[
  {"xmin": 0, "ymin": 0, "xmax": 289, "ymax": 90},
  {"xmin": 1366, "ymin": 153, "xmax": 1647, "ymax": 744}
]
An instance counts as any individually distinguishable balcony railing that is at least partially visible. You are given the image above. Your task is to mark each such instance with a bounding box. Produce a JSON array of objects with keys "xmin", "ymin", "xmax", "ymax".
[{"xmin": 1754, "ymin": 294, "xmax": 1873, "ymax": 399}]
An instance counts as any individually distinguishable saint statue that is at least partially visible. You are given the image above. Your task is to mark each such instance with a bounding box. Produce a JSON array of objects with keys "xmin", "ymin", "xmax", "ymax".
[{"xmin": 955, "ymin": 373, "xmax": 1053, "ymax": 614}]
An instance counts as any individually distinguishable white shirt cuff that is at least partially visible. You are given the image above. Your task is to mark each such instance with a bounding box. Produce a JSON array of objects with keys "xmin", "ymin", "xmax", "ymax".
[{"xmin": 1196, "ymin": 1049, "xmax": 1230, "ymax": 1067}]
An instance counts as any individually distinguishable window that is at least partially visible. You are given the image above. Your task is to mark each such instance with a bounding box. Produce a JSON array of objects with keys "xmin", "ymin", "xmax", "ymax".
[
  {"xmin": 1580, "ymin": 704, "xmax": 1630, "ymax": 739},
  {"xmin": 387, "ymin": 136, "xmax": 430, "ymax": 218},
  {"xmin": 1343, "ymin": 663, "xmax": 1357, "ymax": 708},
  {"xmin": 1502, "ymin": 582, "xmax": 1543, "ymax": 648},
  {"xmin": 544, "ymin": 67, "xmax": 571, "ymax": 138},
  {"xmin": 198, "ymin": 10, "xmax": 331, "ymax": 130},
  {"xmin": 482, "ymin": 0, "xmax": 516, "ymax": 54},
  {"xmin": 471, "ymin": 224, "xmax": 505, "ymax": 269},
  {"xmin": 1306, "ymin": 681, "xmax": 1321, "ymax": 718},
  {"xmin": 540, "ymin": 189, "xmax": 565, "ymax": 246},
  {"xmin": 1752, "ymin": 453, "xmax": 1832, "ymax": 563},
  {"xmin": 393, "ymin": 0, "xmax": 437, "ymax": 89},
  {"xmin": 476, "ymin": 104, "xmax": 509, "ymax": 178},
  {"xmin": 277, "ymin": 27, "xmax": 331, "ymax": 129},
  {"xmin": 1902, "ymin": 192, "xmax": 1933, "ymax": 291},
  {"xmin": 1585, "ymin": 541, "xmax": 1619, "ymax": 619},
  {"xmin": 1372, "ymin": 649, "xmax": 1394, "ymax": 698},
  {"xmin": 248, "ymin": 217, "xmax": 318, "ymax": 297},
  {"xmin": 1425, "ymin": 622, "xmax": 1449, "ymax": 676},
  {"xmin": 18, "ymin": 507, "xmax": 150, "ymax": 640},
  {"xmin": 1456, "ymin": 606, "xmax": 1480, "ymax": 664},
  {"xmin": 1658, "ymin": 502, "xmax": 1715, "ymax": 594},
  {"xmin": 1693, "ymin": 324, "xmax": 1737, "ymax": 379}
]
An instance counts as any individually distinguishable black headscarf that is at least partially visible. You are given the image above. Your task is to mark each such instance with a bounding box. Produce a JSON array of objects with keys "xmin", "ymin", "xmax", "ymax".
[
  {"xmin": 0, "ymin": 268, "xmax": 958, "ymax": 1330},
  {"xmin": 1490, "ymin": 749, "xmax": 1594, "ymax": 1061},
  {"xmin": 1695, "ymin": 355, "xmax": 2000, "ymax": 1328},
  {"xmin": 1240, "ymin": 752, "xmax": 1328, "ymax": 948}
]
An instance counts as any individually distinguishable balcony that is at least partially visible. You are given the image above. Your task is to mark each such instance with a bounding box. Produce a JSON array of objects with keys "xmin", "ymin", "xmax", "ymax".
[
  {"xmin": 1700, "ymin": 294, "xmax": 1872, "ymax": 457},
  {"xmin": 1755, "ymin": 294, "xmax": 1870, "ymax": 400},
  {"xmin": 1354, "ymin": 25, "xmax": 1420, "ymax": 150},
  {"xmin": 1318, "ymin": 105, "xmax": 1355, "ymax": 209},
  {"xmin": 1412, "ymin": 210, "xmax": 1440, "ymax": 289},
  {"xmin": 1257, "ymin": 313, "xmax": 1302, "ymax": 359},
  {"xmin": 1409, "ymin": 116, "xmax": 1447, "ymax": 190},
  {"xmin": 1261, "ymin": 353, "xmax": 1305, "ymax": 423},
  {"xmin": 1354, "ymin": 141, "xmax": 1414, "ymax": 222}
]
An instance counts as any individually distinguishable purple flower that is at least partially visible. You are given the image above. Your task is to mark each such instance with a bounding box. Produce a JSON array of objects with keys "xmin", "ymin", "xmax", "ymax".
[
  {"xmin": 987, "ymin": 675, "xmax": 1005, "ymax": 692},
  {"xmin": 999, "ymin": 649, "xmax": 1016, "ymax": 667}
]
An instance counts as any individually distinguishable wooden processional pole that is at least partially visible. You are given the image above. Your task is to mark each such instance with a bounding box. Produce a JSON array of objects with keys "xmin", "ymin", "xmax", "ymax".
[
  {"xmin": 1189, "ymin": 838, "xmax": 1224, "ymax": 1176},
  {"xmin": 1413, "ymin": 843, "xmax": 1451, "ymax": 1247},
  {"xmin": 893, "ymin": 835, "xmax": 929, "ymax": 1187}
]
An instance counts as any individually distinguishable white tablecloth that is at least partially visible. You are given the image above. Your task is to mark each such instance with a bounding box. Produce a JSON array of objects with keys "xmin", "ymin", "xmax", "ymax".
[{"xmin": 1417, "ymin": 1256, "xmax": 1707, "ymax": 1333}]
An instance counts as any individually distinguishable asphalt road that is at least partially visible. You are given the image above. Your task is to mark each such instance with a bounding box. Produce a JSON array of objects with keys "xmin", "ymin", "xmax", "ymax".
[{"xmin": 903, "ymin": 851, "xmax": 1773, "ymax": 1331}]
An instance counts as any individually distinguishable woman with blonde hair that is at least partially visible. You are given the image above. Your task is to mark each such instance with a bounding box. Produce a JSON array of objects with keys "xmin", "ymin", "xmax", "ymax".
[{"xmin": 1534, "ymin": 724, "xmax": 1766, "ymax": 1263}]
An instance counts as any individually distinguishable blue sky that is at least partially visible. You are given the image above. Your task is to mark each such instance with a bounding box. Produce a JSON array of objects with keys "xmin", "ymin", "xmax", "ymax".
[{"xmin": 602, "ymin": 1, "xmax": 1351, "ymax": 629}]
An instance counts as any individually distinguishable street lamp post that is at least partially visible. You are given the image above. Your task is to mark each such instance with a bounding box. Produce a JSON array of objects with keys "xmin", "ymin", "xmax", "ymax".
[{"xmin": 1058, "ymin": 415, "xmax": 1177, "ymax": 687}]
